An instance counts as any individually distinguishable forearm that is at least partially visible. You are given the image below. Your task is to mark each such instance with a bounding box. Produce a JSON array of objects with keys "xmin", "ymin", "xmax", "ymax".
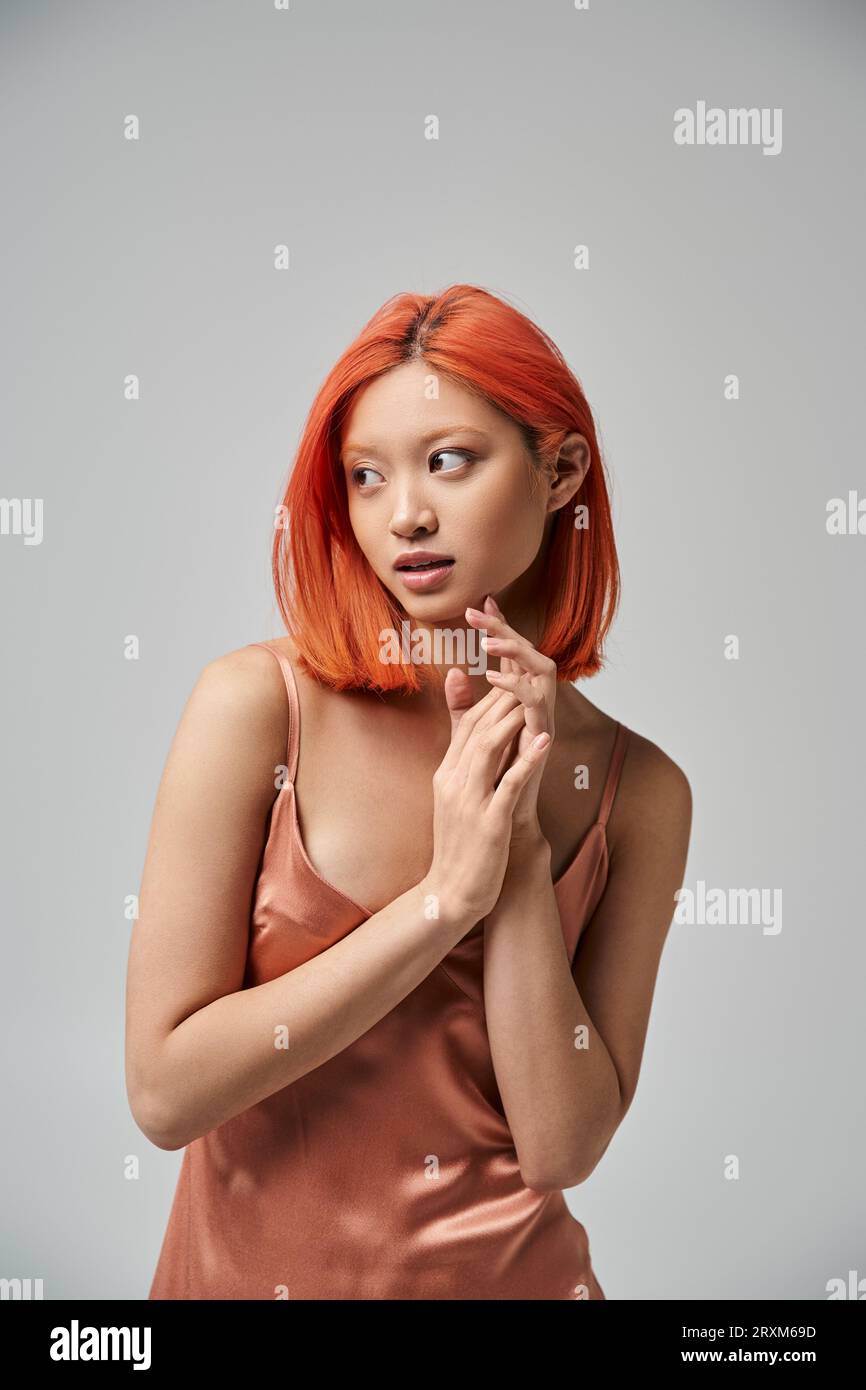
[
  {"xmin": 483, "ymin": 839, "xmax": 622, "ymax": 1189},
  {"xmin": 146, "ymin": 879, "xmax": 471, "ymax": 1150}
]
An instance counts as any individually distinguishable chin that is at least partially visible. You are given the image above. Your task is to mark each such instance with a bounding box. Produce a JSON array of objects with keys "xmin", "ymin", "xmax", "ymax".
[{"xmin": 398, "ymin": 595, "xmax": 474, "ymax": 623}]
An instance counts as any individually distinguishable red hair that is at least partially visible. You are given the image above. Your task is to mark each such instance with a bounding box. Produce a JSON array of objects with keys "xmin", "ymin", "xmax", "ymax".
[{"xmin": 271, "ymin": 284, "xmax": 620, "ymax": 693}]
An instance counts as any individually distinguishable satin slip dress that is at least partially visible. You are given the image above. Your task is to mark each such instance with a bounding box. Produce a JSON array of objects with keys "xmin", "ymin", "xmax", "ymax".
[{"xmin": 148, "ymin": 640, "xmax": 631, "ymax": 1301}]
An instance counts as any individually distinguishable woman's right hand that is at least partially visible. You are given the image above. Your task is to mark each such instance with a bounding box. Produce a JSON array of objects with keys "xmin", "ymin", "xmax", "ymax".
[{"xmin": 421, "ymin": 669, "xmax": 550, "ymax": 925}]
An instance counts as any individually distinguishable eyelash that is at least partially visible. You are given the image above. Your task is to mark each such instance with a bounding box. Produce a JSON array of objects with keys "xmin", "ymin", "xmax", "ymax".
[{"xmin": 350, "ymin": 449, "xmax": 474, "ymax": 489}]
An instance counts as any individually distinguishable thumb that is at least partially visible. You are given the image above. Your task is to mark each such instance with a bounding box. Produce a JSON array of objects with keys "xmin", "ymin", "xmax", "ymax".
[{"xmin": 444, "ymin": 665, "xmax": 475, "ymax": 738}]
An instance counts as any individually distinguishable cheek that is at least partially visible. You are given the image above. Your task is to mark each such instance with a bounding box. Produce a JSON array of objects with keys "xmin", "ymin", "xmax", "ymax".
[
  {"xmin": 349, "ymin": 514, "xmax": 399, "ymax": 588},
  {"xmin": 346, "ymin": 500, "xmax": 376, "ymax": 557},
  {"xmin": 475, "ymin": 481, "xmax": 545, "ymax": 553}
]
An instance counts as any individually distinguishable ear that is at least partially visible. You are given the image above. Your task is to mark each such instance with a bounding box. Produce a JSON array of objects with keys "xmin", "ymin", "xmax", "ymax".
[
  {"xmin": 444, "ymin": 665, "xmax": 476, "ymax": 736},
  {"xmin": 545, "ymin": 432, "xmax": 591, "ymax": 515}
]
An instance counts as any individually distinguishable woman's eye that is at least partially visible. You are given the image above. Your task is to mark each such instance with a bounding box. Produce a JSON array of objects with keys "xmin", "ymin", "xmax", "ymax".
[
  {"xmin": 429, "ymin": 449, "xmax": 472, "ymax": 473},
  {"xmin": 350, "ymin": 450, "xmax": 473, "ymax": 488},
  {"xmin": 351, "ymin": 465, "xmax": 384, "ymax": 487}
]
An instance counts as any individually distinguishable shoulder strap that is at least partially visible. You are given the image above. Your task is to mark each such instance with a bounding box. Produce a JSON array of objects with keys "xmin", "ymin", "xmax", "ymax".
[
  {"xmin": 597, "ymin": 722, "xmax": 630, "ymax": 827},
  {"xmin": 248, "ymin": 642, "xmax": 300, "ymax": 784}
]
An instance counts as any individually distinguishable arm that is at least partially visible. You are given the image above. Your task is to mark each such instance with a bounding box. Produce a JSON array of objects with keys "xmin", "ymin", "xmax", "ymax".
[
  {"xmin": 124, "ymin": 647, "xmax": 473, "ymax": 1152},
  {"xmin": 482, "ymin": 745, "xmax": 692, "ymax": 1191},
  {"xmin": 125, "ymin": 648, "xmax": 541, "ymax": 1154}
]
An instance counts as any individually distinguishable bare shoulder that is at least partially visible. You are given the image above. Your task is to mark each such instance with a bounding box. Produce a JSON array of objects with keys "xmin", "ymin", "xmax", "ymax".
[
  {"xmin": 193, "ymin": 640, "xmax": 290, "ymax": 732},
  {"xmin": 556, "ymin": 684, "xmax": 691, "ymax": 845},
  {"xmin": 141, "ymin": 642, "xmax": 294, "ymax": 878},
  {"xmin": 166, "ymin": 641, "xmax": 298, "ymax": 786},
  {"xmin": 566, "ymin": 690, "xmax": 691, "ymax": 826},
  {"xmin": 612, "ymin": 724, "xmax": 693, "ymax": 858}
]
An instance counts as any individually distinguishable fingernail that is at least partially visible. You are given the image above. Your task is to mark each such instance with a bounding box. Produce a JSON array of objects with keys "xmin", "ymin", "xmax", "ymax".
[{"xmin": 532, "ymin": 733, "xmax": 550, "ymax": 750}]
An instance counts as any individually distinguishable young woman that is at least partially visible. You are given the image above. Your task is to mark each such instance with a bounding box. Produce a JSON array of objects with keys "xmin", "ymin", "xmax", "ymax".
[{"xmin": 127, "ymin": 284, "xmax": 692, "ymax": 1300}]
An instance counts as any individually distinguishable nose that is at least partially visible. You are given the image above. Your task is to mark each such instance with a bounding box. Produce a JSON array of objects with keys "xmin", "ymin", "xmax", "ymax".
[{"xmin": 388, "ymin": 483, "xmax": 438, "ymax": 538}]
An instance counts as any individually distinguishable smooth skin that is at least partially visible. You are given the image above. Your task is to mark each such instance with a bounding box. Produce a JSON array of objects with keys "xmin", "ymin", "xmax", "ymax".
[
  {"xmin": 458, "ymin": 597, "xmax": 690, "ymax": 1185},
  {"xmin": 125, "ymin": 360, "xmax": 692, "ymax": 1182},
  {"xmin": 125, "ymin": 676, "xmax": 545, "ymax": 1151}
]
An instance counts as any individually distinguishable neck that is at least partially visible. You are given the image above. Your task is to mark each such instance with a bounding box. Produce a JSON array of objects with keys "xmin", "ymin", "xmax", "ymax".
[{"xmin": 402, "ymin": 542, "xmax": 549, "ymax": 710}]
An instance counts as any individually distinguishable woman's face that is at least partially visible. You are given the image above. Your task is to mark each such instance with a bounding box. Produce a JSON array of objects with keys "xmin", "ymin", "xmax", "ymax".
[{"xmin": 338, "ymin": 359, "xmax": 581, "ymax": 625}]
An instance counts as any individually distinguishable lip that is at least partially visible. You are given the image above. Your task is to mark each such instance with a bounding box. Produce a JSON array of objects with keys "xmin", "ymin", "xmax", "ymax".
[
  {"xmin": 392, "ymin": 550, "xmax": 454, "ymax": 570},
  {"xmin": 392, "ymin": 553, "xmax": 456, "ymax": 592}
]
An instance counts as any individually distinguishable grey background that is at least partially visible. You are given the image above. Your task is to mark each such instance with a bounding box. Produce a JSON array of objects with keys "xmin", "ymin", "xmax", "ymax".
[{"xmin": 1, "ymin": 0, "xmax": 863, "ymax": 1300}]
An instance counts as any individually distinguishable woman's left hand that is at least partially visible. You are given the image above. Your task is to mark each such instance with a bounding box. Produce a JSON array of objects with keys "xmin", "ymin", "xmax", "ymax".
[{"xmin": 465, "ymin": 595, "xmax": 557, "ymax": 843}]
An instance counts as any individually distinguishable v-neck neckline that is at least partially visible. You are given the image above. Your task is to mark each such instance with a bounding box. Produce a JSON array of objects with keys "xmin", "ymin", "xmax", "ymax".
[{"xmin": 286, "ymin": 781, "xmax": 607, "ymax": 923}]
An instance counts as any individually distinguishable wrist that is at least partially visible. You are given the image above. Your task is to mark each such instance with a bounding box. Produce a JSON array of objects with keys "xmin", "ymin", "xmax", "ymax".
[
  {"xmin": 508, "ymin": 817, "xmax": 547, "ymax": 861},
  {"xmin": 415, "ymin": 875, "xmax": 478, "ymax": 934},
  {"xmin": 505, "ymin": 830, "xmax": 551, "ymax": 873},
  {"xmin": 484, "ymin": 835, "xmax": 552, "ymax": 926}
]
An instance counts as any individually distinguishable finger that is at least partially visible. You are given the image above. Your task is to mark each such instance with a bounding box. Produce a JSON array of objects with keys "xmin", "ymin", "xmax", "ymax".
[
  {"xmin": 490, "ymin": 732, "xmax": 551, "ymax": 814},
  {"xmin": 455, "ymin": 686, "xmax": 524, "ymax": 779},
  {"xmin": 490, "ymin": 716, "xmax": 522, "ymax": 785},
  {"xmin": 440, "ymin": 674, "xmax": 520, "ymax": 774},
  {"xmin": 492, "ymin": 728, "xmax": 553, "ymax": 811},
  {"xmin": 484, "ymin": 668, "xmax": 549, "ymax": 736},
  {"xmin": 483, "ymin": 596, "xmax": 529, "ymax": 763},
  {"xmin": 469, "ymin": 601, "xmax": 555, "ymax": 679},
  {"xmin": 483, "ymin": 593, "xmax": 512, "ymax": 667},
  {"xmin": 463, "ymin": 704, "xmax": 530, "ymax": 800},
  {"xmin": 442, "ymin": 666, "xmax": 476, "ymax": 740},
  {"xmin": 482, "ymin": 594, "xmax": 521, "ymax": 686},
  {"xmin": 468, "ymin": 601, "xmax": 541, "ymax": 669},
  {"xmin": 481, "ymin": 634, "xmax": 556, "ymax": 678},
  {"xmin": 442, "ymin": 671, "xmax": 502, "ymax": 741}
]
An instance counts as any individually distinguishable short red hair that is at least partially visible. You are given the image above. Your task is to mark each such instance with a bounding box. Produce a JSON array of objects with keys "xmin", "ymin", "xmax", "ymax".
[{"xmin": 271, "ymin": 284, "xmax": 620, "ymax": 693}]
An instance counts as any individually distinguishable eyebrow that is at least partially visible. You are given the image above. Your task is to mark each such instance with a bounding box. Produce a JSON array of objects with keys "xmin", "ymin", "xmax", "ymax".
[{"xmin": 340, "ymin": 425, "xmax": 488, "ymax": 460}]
